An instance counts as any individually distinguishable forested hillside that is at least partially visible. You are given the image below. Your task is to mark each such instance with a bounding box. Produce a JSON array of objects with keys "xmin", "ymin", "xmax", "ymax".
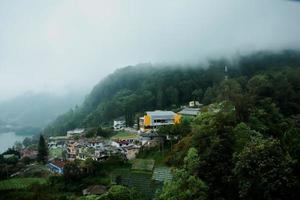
[{"xmin": 44, "ymin": 50, "xmax": 300, "ymax": 136}]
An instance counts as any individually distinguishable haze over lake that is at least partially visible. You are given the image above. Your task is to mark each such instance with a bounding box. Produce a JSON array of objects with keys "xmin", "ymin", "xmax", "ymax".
[{"xmin": 0, "ymin": 132, "xmax": 33, "ymax": 153}]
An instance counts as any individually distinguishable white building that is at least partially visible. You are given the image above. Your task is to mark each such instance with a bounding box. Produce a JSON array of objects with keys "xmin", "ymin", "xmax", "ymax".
[
  {"xmin": 67, "ymin": 128, "xmax": 85, "ymax": 137},
  {"xmin": 113, "ymin": 119, "xmax": 126, "ymax": 130},
  {"xmin": 139, "ymin": 110, "xmax": 181, "ymax": 131},
  {"xmin": 178, "ymin": 107, "xmax": 201, "ymax": 117}
]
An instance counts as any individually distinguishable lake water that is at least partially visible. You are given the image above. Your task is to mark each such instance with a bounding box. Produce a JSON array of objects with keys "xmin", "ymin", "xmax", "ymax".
[{"xmin": 0, "ymin": 132, "xmax": 33, "ymax": 153}]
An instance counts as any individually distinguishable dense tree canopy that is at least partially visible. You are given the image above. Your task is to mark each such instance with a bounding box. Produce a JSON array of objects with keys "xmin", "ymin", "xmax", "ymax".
[
  {"xmin": 233, "ymin": 138, "xmax": 296, "ymax": 199},
  {"xmin": 99, "ymin": 185, "xmax": 142, "ymax": 200},
  {"xmin": 157, "ymin": 148, "xmax": 208, "ymax": 200}
]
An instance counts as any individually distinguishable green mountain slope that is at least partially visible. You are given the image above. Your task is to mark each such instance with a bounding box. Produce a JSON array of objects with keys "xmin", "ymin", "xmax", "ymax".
[{"xmin": 43, "ymin": 50, "xmax": 300, "ymax": 136}]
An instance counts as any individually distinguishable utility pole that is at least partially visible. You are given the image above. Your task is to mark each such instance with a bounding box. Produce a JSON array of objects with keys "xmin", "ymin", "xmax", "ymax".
[{"xmin": 224, "ymin": 66, "xmax": 228, "ymax": 80}]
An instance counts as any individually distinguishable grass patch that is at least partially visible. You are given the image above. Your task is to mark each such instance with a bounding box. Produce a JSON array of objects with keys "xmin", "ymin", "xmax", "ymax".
[
  {"xmin": 111, "ymin": 131, "xmax": 139, "ymax": 140},
  {"xmin": 132, "ymin": 159, "xmax": 155, "ymax": 171},
  {"xmin": 137, "ymin": 145, "xmax": 171, "ymax": 165},
  {"xmin": 22, "ymin": 164, "xmax": 50, "ymax": 178},
  {"xmin": 0, "ymin": 178, "xmax": 47, "ymax": 190},
  {"xmin": 81, "ymin": 176, "xmax": 111, "ymax": 187},
  {"xmin": 49, "ymin": 148, "xmax": 63, "ymax": 159}
]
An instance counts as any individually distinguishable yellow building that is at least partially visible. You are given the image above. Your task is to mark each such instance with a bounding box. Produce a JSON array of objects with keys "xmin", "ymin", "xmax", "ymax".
[{"xmin": 140, "ymin": 110, "xmax": 181, "ymax": 131}]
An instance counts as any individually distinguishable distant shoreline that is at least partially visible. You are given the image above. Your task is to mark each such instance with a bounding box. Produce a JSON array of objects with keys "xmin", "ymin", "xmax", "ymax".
[{"xmin": 0, "ymin": 132, "xmax": 35, "ymax": 153}]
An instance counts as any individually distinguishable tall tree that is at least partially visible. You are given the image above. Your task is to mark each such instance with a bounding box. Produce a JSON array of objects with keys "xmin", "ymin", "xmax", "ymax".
[
  {"xmin": 192, "ymin": 89, "xmax": 203, "ymax": 102},
  {"xmin": 193, "ymin": 102, "xmax": 238, "ymax": 200},
  {"xmin": 37, "ymin": 135, "xmax": 48, "ymax": 164}
]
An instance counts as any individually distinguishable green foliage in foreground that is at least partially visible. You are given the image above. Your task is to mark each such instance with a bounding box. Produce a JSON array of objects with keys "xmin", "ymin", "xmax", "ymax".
[
  {"xmin": 163, "ymin": 99, "xmax": 300, "ymax": 200},
  {"xmin": 156, "ymin": 148, "xmax": 208, "ymax": 200},
  {"xmin": 99, "ymin": 185, "xmax": 142, "ymax": 200},
  {"xmin": 0, "ymin": 178, "xmax": 47, "ymax": 190},
  {"xmin": 233, "ymin": 138, "xmax": 296, "ymax": 199}
]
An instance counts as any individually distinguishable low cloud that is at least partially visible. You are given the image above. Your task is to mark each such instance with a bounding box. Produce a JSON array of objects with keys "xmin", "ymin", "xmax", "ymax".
[{"xmin": 0, "ymin": 0, "xmax": 300, "ymax": 101}]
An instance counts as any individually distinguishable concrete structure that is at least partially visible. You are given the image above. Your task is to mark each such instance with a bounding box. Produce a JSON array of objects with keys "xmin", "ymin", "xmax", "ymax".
[
  {"xmin": 140, "ymin": 110, "xmax": 181, "ymax": 131},
  {"xmin": 189, "ymin": 101, "xmax": 202, "ymax": 107},
  {"xmin": 67, "ymin": 128, "xmax": 85, "ymax": 137},
  {"xmin": 83, "ymin": 185, "xmax": 107, "ymax": 196},
  {"xmin": 178, "ymin": 107, "xmax": 201, "ymax": 117}
]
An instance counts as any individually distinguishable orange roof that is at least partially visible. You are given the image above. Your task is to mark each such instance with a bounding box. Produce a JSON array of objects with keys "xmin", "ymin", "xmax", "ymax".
[{"xmin": 50, "ymin": 160, "xmax": 67, "ymax": 169}]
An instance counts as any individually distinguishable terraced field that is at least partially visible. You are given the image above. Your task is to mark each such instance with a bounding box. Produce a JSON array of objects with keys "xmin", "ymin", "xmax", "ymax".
[
  {"xmin": 110, "ymin": 161, "xmax": 170, "ymax": 199},
  {"xmin": 112, "ymin": 170, "xmax": 161, "ymax": 200},
  {"xmin": 126, "ymin": 172, "xmax": 161, "ymax": 199},
  {"xmin": 152, "ymin": 166, "xmax": 173, "ymax": 182},
  {"xmin": 0, "ymin": 178, "xmax": 47, "ymax": 190}
]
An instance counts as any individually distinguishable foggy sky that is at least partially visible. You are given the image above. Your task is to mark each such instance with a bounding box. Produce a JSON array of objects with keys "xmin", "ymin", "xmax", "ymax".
[{"xmin": 1, "ymin": 0, "xmax": 300, "ymax": 101}]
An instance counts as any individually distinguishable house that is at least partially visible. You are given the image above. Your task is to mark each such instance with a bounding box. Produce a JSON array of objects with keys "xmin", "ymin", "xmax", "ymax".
[
  {"xmin": 67, "ymin": 141, "xmax": 79, "ymax": 160},
  {"xmin": 67, "ymin": 128, "xmax": 85, "ymax": 137},
  {"xmin": 123, "ymin": 146, "xmax": 140, "ymax": 160},
  {"xmin": 140, "ymin": 110, "xmax": 181, "ymax": 131},
  {"xmin": 94, "ymin": 149, "xmax": 109, "ymax": 161},
  {"xmin": 82, "ymin": 185, "xmax": 107, "ymax": 196},
  {"xmin": 113, "ymin": 118, "xmax": 126, "ymax": 130},
  {"xmin": 178, "ymin": 107, "xmax": 201, "ymax": 117},
  {"xmin": 21, "ymin": 149, "xmax": 38, "ymax": 159},
  {"xmin": 111, "ymin": 141, "xmax": 120, "ymax": 148},
  {"xmin": 76, "ymin": 146, "xmax": 94, "ymax": 160},
  {"xmin": 48, "ymin": 160, "xmax": 67, "ymax": 174},
  {"xmin": 48, "ymin": 140, "xmax": 66, "ymax": 149},
  {"xmin": 189, "ymin": 101, "xmax": 202, "ymax": 108},
  {"xmin": 86, "ymin": 138, "xmax": 104, "ymax": 148},
  {"xmin": 140, "ymin": 131, "xmax": 159, "ymax": 140}
]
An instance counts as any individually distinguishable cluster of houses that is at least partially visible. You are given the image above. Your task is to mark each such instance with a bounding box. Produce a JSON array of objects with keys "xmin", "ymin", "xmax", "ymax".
[
  {"xmin": 21, "ymin": 148, "xmax": 38, "ymax": 160},
  {"xmin": 48, "ymin": 101, "xmax": 203, "ymax": 175},
  {"xmin": 47, "ymin": 129, "xmax": 145, "ymax": 174}
]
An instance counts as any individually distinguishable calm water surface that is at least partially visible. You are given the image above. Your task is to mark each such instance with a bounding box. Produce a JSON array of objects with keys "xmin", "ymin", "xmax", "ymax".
[{"xmin": 0, "ymin": 132, "xmax": 33, "ymax": 153}]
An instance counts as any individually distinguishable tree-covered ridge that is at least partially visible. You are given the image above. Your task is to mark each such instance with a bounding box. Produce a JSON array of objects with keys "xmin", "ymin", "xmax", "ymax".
[
  {"xmin": 160, "ymin": 98, "xmax": 300, "ymax": 200},
  {"xmin": 44, "ymin": 50, "xmax": 300, "ymax": 136}
]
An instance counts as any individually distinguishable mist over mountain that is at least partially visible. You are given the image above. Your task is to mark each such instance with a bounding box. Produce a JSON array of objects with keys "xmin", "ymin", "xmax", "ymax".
[
  {"xmin": 0, "ymin": 91, "xmax": 85, "ymax": 129},
  {"xmin": 44, "ymin": 50, "xmax": 300, "ymax": 136},
  {"xmin": 1, "ymin": 0, "xmax": 300, "ymax": 101}
]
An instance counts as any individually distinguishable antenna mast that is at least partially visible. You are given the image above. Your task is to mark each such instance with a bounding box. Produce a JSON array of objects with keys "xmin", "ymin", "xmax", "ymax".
[{"xmin": 224, "ymin": 66, "xmax": 228, "ymax": 80}]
